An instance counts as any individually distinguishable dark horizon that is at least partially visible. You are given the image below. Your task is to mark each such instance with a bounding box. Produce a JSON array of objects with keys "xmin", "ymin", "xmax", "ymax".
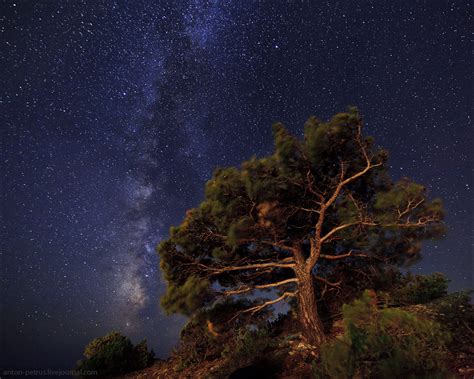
[{"xmin": 1, "ymin": 0, "xmax": 472, "ymax": 371}]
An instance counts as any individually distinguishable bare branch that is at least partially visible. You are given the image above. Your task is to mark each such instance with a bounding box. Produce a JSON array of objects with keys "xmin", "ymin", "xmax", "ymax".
[
  {"xmin": 325, "ymin": 159, "xmax": 381, "ymax": 212},
  {"xmin": 320, "ymin": 222, "xmax": 358, "ymax": 243},
  {"xmin": 315, "ymin": 276, "xmax": 342, "ymax": 287},
  {"xmin": 258, "ymin": 240, "xmax": 301, "ymax": 255},
  {"xmin": 306, "ymin": 169, "xmax": 325, "ymax": 199},
  {"xmin": 240, "ymin": 291, "xmax": 297, "ymax": 315},
  {"xmin": 319, "ymin": 251, "xmax": 353, "ymax": 260},
  {"xmin": 202, "ymin": 258, "xmax": 295, "ymax": 276},
  {"xmin": 348, "ymin": 192, "xmax": 362, "ymax": 213},
  {"xmin": 324, "ymin": 123, "xmax": 381, "ymax": 212},
  {"xmin": 397, "ymin": 198, "xmax": 425, "ymax": 220},
  {"xmin": 205, "ymin": 228, "xmax": 300, "ymax": 255},
  {"xmin": 306, "ymin": 123, "xmax": 382, "ymax": 272},
  {"xmin": 319, "ymin": 251, "xmax": 370, "ymax": 260},
  {"xmin": 319, "ymin": 199, "xmax": 436, "ymax": 245},
  {"xmin": 288, "ymin": 204, "xmax": 320, "ymax": 214},
  {"xmin": 221, "ymin": 278, "xmax": 298, "ymax": 296},
  {"xmin": 360, "ymin": 217, "xmax": 438, "ymax": 228}
]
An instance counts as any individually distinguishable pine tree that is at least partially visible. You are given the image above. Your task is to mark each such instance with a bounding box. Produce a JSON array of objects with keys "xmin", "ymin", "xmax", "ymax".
[{"xmin": 158, "ymin": 107, "xmax": 445, "ymax": 346}]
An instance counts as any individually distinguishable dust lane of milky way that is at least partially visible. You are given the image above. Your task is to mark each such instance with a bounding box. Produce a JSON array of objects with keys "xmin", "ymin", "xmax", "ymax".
[{"xmin": 1, "ymin": 0, "xmax": 471, "ymax": 370}]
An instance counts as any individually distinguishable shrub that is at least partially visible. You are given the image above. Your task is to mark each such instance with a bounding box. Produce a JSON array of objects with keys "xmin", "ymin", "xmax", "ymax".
[
  {"xmin": 224, "ymin": 327, "xmax": 275, "ymax": 360},
  {"xmin": 430, "ymin": 290, "xmax": 474, "ymax": 351},
  {"xmin": 174, "ymin": 319, "xmax": 216, "ymax": 370},
  {"xmin": 75, "ymin": 332, "xmax": 154, "ymax": 376},
  {"xmin": 211, "ymin": 326, "xmax": 280, "ymax": 378},
  {"xmin": 133, "ymin": 339, "xmax": 156, "ymax": 369},
  {"xmin": 433, "ymin": 291, "xmax": 473, "ymax": 324},
  {"xmin": 174, "ymin": 299, "xmax": 274, "ymax": 371},
  {"xmin": 314, "ymin": 290, "xmax": 451, "ymax": 378}
]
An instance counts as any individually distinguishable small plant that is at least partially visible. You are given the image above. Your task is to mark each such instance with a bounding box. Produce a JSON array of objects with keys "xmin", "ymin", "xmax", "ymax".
[
  {"xmin": 314, "ymin": 290, "xmax": 451, "ymax": 378},
  {"xmin": 75, "ymin": 331, "xmax": 154, "ymax": 376}
]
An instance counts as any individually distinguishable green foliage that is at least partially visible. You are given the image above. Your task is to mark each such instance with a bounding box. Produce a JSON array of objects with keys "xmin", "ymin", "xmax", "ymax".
[
  {"xmin": 160, "ymin": 275, "xmax": 211, "ymax": 316},
  {"xmin": 75, "ymin": 332, "xmax": 154, "ymax": 376},
  {"xmin": 314, "ymin": 290, "xmax": 451, "ymax": 378},
  {"xmin": 388, "ymin": 272, "xmax": 449, "ymax": 305},
  {"xmin": 375, "ymin": 180, "xmax": 424, "ymax": 210}
]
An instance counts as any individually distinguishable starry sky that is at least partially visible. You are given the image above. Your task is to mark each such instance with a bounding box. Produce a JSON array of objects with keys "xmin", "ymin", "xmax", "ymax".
[{"xmin": 1, "ymin": 0, "xmax": 472, "ymax": 371}]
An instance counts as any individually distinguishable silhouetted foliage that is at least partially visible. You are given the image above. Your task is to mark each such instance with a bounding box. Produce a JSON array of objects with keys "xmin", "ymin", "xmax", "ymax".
[{"xmin": 75, "ymin": 331, "xmax": 154, "ymax": 376}]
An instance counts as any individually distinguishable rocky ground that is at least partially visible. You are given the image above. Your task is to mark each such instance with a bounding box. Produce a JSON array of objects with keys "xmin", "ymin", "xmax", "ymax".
[
  {"xmin": 122, "ymin": 343, "xmax": 474, "ymax": 379},
  {"xmin": 121, "ymin": 295, "xmax": 474, "ymax": 379}
]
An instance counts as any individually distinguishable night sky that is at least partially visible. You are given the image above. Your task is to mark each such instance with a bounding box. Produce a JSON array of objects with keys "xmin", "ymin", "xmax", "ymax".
[{"xmin": 1, "ymin": 0, "xmax": 471, "ymax": 371}]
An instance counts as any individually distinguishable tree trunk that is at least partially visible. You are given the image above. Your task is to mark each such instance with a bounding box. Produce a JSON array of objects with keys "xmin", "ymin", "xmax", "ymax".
[{"xmin": 296, "ymin": 268, "xmax": 326, "ymax": 346}]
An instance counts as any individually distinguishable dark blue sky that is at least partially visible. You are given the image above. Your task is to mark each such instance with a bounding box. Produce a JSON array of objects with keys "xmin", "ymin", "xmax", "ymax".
[{"xmin": 1, "ymin": 0, "xmax": 472, "ymax": 371}]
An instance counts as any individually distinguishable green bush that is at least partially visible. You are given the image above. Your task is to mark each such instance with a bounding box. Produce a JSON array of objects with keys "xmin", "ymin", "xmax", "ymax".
[
  {"xmin": 75, "ymin": 332, "xmax": 154, "ymax": 376},
  {"xmin": 314, "ymin": 290, "xmax": 451, "ymax": 378}
]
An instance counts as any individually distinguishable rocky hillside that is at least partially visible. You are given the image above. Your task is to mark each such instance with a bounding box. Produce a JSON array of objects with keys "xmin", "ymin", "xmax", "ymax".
[{"xmin": 121, "ymin": 292, "xmax": 473, "ymax": 379}]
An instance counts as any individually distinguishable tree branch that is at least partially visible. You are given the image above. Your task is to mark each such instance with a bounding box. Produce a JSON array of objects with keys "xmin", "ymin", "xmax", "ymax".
[
  {"xmin": 306, "ymin": 123, "xmax": 382, "ymax": 272},
  {"xmin": 320, "ymin": 222, "xmax": 358, "ymax": 243},
  {"xmin": 319, "ymin": 211, "xmax": 438, "ymax": 247},
  {"xmin": 202, "ymin": 258, "xmax": 295, "ymax": 276},
  {"xmin": 221, "ymin": 278, "xmax": 298, "ymax": 296},
  {"xmin": 360, "ymin": 217, "xmax": 438, "ymax": 228},
  {"xmin": 324, "ymin": 123, "xmax": 382, "ymax": 211},
  {"xmin": 315, "ymin": 276, "xmax": 342, "ymax": 287},
  {"xmin": 206, "ymin": 228, "xmax": 300, "ymax": 255},
  {"xmin": 397, "ymin": 198, "xmax": 425, "ymax": 220},
  {"xmin": 319, "ymin": 250, "xmax": 370, "ymax": 260},
  {"xmin": 239, "ymin": 291, "xmax": 297, "ymax": 315}
]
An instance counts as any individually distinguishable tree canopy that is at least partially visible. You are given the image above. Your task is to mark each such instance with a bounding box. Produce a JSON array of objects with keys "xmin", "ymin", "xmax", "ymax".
[{"xmin": 157, "ymin": 107, "xmax": 445, "ymax": 345}]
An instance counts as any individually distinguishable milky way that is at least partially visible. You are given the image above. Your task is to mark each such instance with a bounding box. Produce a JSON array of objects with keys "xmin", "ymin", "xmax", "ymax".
[{"xmin": 1, "ymin": 0, "xmax": 471, "ymax": 370}]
